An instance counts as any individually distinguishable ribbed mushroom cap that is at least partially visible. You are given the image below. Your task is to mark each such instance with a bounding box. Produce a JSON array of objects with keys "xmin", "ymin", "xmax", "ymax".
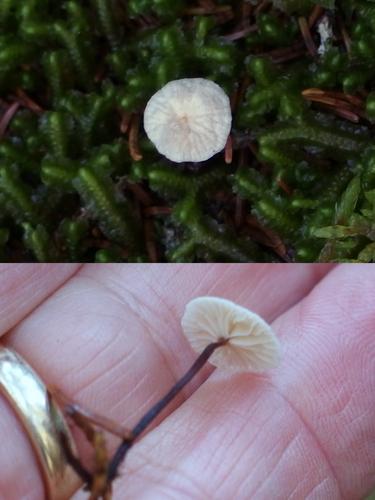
[
  {"xmin": 181, "ymin": 297, "xmax": 281, "ymax": 372},
  {"xmin": 143, "ymin": 78, "xmax": 232, "ymax": 163}
]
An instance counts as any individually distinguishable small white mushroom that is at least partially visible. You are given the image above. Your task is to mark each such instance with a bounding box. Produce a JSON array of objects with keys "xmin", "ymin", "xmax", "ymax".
[
  {"xmin": 143, "ymin": 78, "xmax": 232, "ymax": 163},
  {"xmin": 181, "ymin": 296, "xmax": 281, "ymax": 372}
]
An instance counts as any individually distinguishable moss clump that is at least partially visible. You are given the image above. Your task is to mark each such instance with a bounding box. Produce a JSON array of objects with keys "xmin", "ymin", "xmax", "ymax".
[{"xmin": 0, "ymin": 0, "xmax": 375, "ymax": 262}]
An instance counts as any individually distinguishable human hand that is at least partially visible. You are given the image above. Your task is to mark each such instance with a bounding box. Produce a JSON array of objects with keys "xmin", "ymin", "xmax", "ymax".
[{"xmin": 0, "ymin": 264, "xmax": 374, "ymax": 499}]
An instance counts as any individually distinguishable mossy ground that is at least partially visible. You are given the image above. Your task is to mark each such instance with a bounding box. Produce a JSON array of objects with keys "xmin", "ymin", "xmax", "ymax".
[{"xmin": 1, "ymin": 0, "xmax": 375, "ymax": 262}]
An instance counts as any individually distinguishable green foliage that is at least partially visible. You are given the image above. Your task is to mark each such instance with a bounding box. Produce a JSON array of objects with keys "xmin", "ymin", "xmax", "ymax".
[{"xmin": 0, "ymin": 0, "xmax": 375, "ymax": 261}]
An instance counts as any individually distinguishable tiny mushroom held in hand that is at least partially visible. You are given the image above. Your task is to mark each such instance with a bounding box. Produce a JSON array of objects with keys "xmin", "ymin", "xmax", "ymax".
[
  {"xmin": 63, "ymin": 296, "xmax": 282, "ymax": 498},
  {"xmin": 182, "ymin": 296, "xmax": 281, "ymax": 372},
  {"xmin": 144, "ymin": 78, "xmax": 232, "ymax": 163}
]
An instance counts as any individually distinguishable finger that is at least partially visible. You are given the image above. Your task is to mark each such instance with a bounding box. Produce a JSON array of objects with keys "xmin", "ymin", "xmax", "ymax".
[
  {"xmin": 1, "ymin": 263, "xmax": 332, "ymax": 499},
  {"xmin": 119, "ymin": 264, "xmax": 375, "ymax": 500},
  {"xmin": 0, "ymin": 264, "xmax": 81, "ymax": 500},
  {"xmin": 0, "ymin": 264, "xmax": 81, "ymax": 337}
]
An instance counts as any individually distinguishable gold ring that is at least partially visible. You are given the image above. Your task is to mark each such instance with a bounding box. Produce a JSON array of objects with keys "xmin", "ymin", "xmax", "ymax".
[{"xmin": 0, "ymin": 346, "xmax": 79, "ymax": 500}]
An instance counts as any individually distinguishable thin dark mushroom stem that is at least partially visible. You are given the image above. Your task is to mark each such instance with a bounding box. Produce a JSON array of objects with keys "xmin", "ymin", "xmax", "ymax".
[{"xmin": 107, "ymin": 339, "xmax": 228, "ymax": 482}]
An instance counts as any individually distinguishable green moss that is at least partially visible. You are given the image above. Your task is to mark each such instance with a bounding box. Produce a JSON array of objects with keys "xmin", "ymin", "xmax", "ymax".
[{"xmin": 0, "ymin": 0, "xmax": 375, "ymax": 261}]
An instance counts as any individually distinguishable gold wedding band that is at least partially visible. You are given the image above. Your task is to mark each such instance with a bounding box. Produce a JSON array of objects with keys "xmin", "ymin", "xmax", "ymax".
[{"xmin": 0, "ymin": 346, "xmax": 78, "ymax": 500}]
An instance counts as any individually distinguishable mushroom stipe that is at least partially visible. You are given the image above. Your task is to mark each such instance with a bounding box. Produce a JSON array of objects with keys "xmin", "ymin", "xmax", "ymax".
[{"xmin": 53, "ymin": 339, "xmax": 227, "ymax": 498}]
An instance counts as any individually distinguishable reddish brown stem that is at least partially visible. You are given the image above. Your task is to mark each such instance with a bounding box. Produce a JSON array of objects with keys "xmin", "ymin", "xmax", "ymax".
[
  {"xmin": 259, "ymin": 41, "xmax": 306, "ymax": 64},
  {"xmin": 308, "ymin": 5, "xmax": 324, "ymax": 28},
  {"xmin": 234, "ymin": 196, "xmax": 244, "ymax": 228},
  {"xmin": 184, "ymin": 5, "xmax": 231, "ymax": 15},
  {"xmin": 107, "ymin": 340, "xmax": 228, "ymax": 482},
  {"xmin": 225, "ymin": 135, "xmax": 233, "ymax": 164},
  {"xmin": 298, "ymin": 16, "xmax": 317, "ymax": 57},
  {"xmin": 0, "ymin": 102, "xmax": 20, "ymax": 138},
  {"xmin": 120, "ymin": 111, "xmax": 132, "ymax": 134},
  {"xmin": 126, "ymin": 182, "xmax": 154, "ymax": 206},
  {"xmin": 221, "ymin": 24, "xmax": 257, "ymax": 42},
  {"xmin": 144, "ymin": 206, "xmax": 172, "ymax": 217},
  {"xmin": 15, "ymin": 89, "xmax": 44, "ymax": 114},
  {"xmin": 128, "ymin": 114, "xmax": 143, "ymax": 161},
  {"xmin": 254, "ymin": 0, "xmax": 270, "ymax": 15},
  {"xmin": 144, "ymin": 219, "xmax": 158, "ymax": 263},
  {"xmin": 51, "ymin": 387, "xmax": 132, "ymax": 439}
]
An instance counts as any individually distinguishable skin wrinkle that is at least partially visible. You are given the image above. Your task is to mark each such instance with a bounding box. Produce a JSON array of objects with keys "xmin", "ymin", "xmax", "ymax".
[
  {"xmin": 45, "ymin": 281, "xmax": 114, "ymax": 302},
  {"xmin": 229, "ymin": 414, "xmax": 296, "ymax": 499},
  {"xmin": 57, "ymin": 273, "xmax": 184, "ymax": 393},
  {"xmin": 69, "ymin": 273, "xmax": 194, "ymax": 432},
  {"xmin": 215, "ymin": 423, "xmax": 274, "ymax": 497},
  {"xmin": 144, "ymin": 279, "xmax": 179, "ymax": 327},
  {"xmin": 87, "ymin": 273, "xmax": 201, "ymax": 404},
  {"xmin": 180, "ymin": 397, "xmax": 252, "ymax": 432},
  {"xmin": 125, "ymin": 425, "xmax": 221, "ymax": 499},
  {"xmin": 204, "ymin": 416, "xmax": 251, "ymax": 485},
  {"xmin": 0, "ymin": 265, "xmax": 39, "ymax": 294},
  {"xmin": 134, "ymin": 280, "xmax": 209, "ymax": 393},
  {"xmin": 179, "ymin": 266, "xmax": 221, "ymax": 305},
  {"xmin": 73, "ymin": 336, "xmax": 139, "ymax": 400},
  {"xmin": 0, "ymin": 264, "xmax": 74, "ymax": 296},
  {"xmin": 122, "ymin": 295, "xmax": 186, "ymax": 397},
  {"xmin": 108, "ymin": 373, "xmax": 152, "ymax": 423},
  {"xmin": 268, "ymin": 265, "xmax": 334, "ymax": 326},
  {"xmin": 264, "ymin": 379, "xmax": 343, "ymax": 497},
  {"xmin": 128, "ymin": 381, "xmax": 278, "ymax": 498},
  {"xmin": 125, "ymin": 384, "xmax": 292, "ymax": 498},
  {"xmin": 325, "ymin": 384, "xmax": 355, "ymax": 419},
  {"xmin": 328, "ymin": 288, "xmax": 365, "ymax": 331},
  {"xmin": 273, "ymin": 267, "xmax": 375, "ymax": 496},
  {"xmin": 71, "ymin": 331, "xmax": 128, "ymax": 383},
  {"xmin": 130, "ymin": 278, "xmax": 184, "ymax": 366},
  {"xmin": 124, "ymin": 450, "xmax": 195, "ymax": 497},
  {"xmin": 200, "ymin": 386, "xmax": 334, "ymax": 498},
  {"xmin": 221, "ymin": 265, "xmax": 334, "ymax": 323},
  {"xmin": 305, "ymin": 477, "xmax": 337, "ymax": 500},
  {"xmin": 204, "ymin": 267, "xmax": 253, "ymax": 299},
  {"xmin": 121, "ymin": 328, "xmax": 346, "ymax": 500},
  {"xmin": 248, "ymin": 433, "xmax": 302, "ymax": 499},
  {"xmin": 348, "ymin": 407, "xmax": 371, "ymax": 429},
  {"xmin": 76, "ymin": 273, "xmax": 131, "ymax": 309},
  {"xmin": 125, "ymin": 451, "xmax": 212, "ymax": 500},
  {"xmin": 73, "ymin": 361, "xmax": 161, "ymax": 439},
  {"xmin": 0, "ymin": 264, "xmax": 81, "ymax": 336},
  {"xmin": 287, "ymin": 473, "xmax": 326, "ymax": 499},
  {"xmin": 103, "ymin": 264, "xmax": 332, "ymax": 330},
  {"xmin": 199, "ymin": 383, "xmax": 271, "ymax": 479},
  {"xmin": 41, "ymin": 317, "xmax": 108, "ymax": 381},
  {"xmin": 153, "ymin": 482, "xmax": 209, "ymax": 500}
]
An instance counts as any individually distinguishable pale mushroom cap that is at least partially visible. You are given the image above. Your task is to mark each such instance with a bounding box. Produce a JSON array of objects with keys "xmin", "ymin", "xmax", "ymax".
[
  {"xmin": 143, "ymin": 78, "xmax": 232, "ymax": 163},
  {"xmin": 181, "ymin": 297, "xmax": 281, "ymax": 372}
]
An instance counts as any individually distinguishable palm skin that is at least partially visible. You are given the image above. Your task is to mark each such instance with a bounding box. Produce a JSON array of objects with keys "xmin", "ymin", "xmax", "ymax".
[{"xmin": 0, "ymin": 264, "xmax": 374, "ymax": 500}]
